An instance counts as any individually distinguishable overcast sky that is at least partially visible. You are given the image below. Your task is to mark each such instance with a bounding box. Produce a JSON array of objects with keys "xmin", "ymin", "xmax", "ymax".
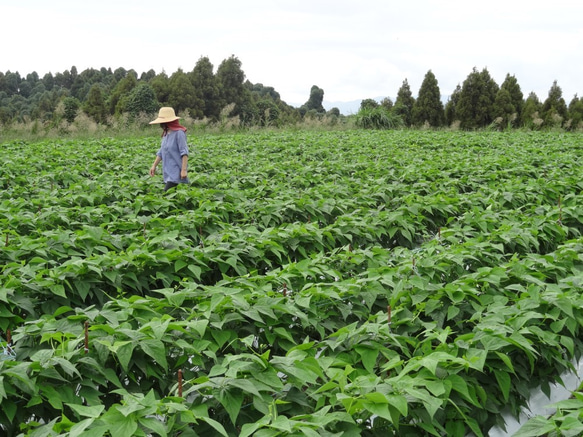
[{"xmin": 3, "ymin": 0, "xmax": 582, "ymax": 106}]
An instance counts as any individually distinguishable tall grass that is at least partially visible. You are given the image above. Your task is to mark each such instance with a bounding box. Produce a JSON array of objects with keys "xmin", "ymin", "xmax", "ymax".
[
  {"xmin": 0, "ymin": 108, "xmax": 354, "ymax": 141},
  {"xmin": 354, "ymin": 106, "xmax": 405, "ymax": 129}
]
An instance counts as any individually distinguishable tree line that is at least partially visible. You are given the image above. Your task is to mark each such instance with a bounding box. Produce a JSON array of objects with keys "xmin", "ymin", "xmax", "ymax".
[
  {"xmin": 361, "ymin": 68, "xmax": 583, "ymax": 130},
  {"xmin": 0, "ymin": 55, "xmax": 331, "ymax": 129},
  {"xmin": 1, "ymin": 58, "xmax": 582, "ymax": 130}
]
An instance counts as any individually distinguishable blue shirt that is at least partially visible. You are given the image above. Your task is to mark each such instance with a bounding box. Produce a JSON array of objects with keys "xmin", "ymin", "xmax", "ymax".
[{"xmin": 156, "ymin": 130, "xmax": 189, "ymax": 184}]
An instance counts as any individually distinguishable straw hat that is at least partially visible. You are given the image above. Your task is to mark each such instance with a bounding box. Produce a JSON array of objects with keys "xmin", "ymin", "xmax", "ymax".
[{"xmin": 149, "ymin": 107, "xmax": 180, "ymax": 124}]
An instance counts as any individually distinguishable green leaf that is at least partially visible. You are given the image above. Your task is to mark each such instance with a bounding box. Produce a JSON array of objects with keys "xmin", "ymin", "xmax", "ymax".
[
  {"xmin": 139, "ymin": 417, "xmax": 168, "ymax": 437},
  {"xmin": 115, "ymin": 341, "xmax": 135, "ymax": 371},
  {"xmin": 494, "ymin": 370, "xmax": 511, "ymax": 402},
  {"xmin": 66, "ymin": 403, "xmax": 105, "ymax": 419},
  {"xmin": 107, "ymin": 410, "xmax": 139, "ymax": 437},
  {"xmin": 69, "ymin": 418, "xmax": 94, "ymax": 437},
  {"xmin": 218, "ymin": 387, "xmax": 244, "ymax": 425},
  {"xmin": 140, "ymin": 339, "xmax": 168, "ymax": 371},
  {"xmin": 512, "ymin": 415, "xmax": 556, "ymax": 437},
  {"xmin": 355, "ymin": 346, "xmax": 379, "ymax": 374},
  {"xmin": 447, "ymin": 374, "xmax": 480, "ymax": 407},
  {"xmin": 41, "ymin": 385, "xmax": 64, "ymax": 410}
]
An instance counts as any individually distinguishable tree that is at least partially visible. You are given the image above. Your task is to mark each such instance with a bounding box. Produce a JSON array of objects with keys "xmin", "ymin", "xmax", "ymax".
[
  {"xmin": 393, "ymin": 79, "xmax": 415, "ymax": 126},
  {"xmin": 108, "ymin": 71, "xmax": 137, "ymax": 115},
  {"xmin": 63, "ymin": 97, "xmax": 81, "ymax": 123},
  {"xmin": 492, "ymin": 88, "xmax": 515, "ymax": 129},
  {"xmin": 303, "ymin": 85, "xmax": 325, "ymax": 113},
  {"xmin": 541, "ymin": 80, "xmax": 568, "ymax": 128},
  {"xmin": 256, "ymin": 99, "xmax": 280, "ymax": 126},
  {"xmin": 359, "ymin": 98, "xmax": 379, "ymax": 111},
  {"xmin": 190, "ymin": 56, "xmax": 219, "ymax": 119},
  {"xmin": 380, "ymin": 97, "xmax": 393, "ymax": 111},
  {"xmin": 566, "ymin": 95, "xmax": 583, "ymax": 130},
  {"xmin": 216, "ymin": 55, "xmax": 250, "ymax": 117},
  {"xmin": 521, "ymin": 92, "xmax": 543, "ymax": 129},
  {"xmin": 42, "ymin": 72, "xmax": 55, "ymax": 91},
  {"xmin": 499, "ymin": 74, "xmax": 523, "ymax": 125},
  {"xmin": 444, "ymin": 84, "xmax": 461, "ymax": 126},
  {"xmin": 456, "ymin": 67, "xmax": 499, "ymax": 129},
  {"xmin": 168, "ymin": 69, "xmax": 197, "ymax": 115},
  {"xmin": 126, "ymin": 83, "xmax": 159, "ymax": 116},
  {"xmin": 412, "ymin": 70, "xmax": 444, "ymax": 127},
  {"xmin": 150, "ymin": 72, "xmax": 170, "ymax": 106},
  {"xmin": 83, "ymin": 84, "xmax": 108, "ymax": 123}
]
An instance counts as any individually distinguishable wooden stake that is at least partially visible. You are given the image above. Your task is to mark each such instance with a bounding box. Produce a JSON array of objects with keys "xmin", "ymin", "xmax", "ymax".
[
  {"xmin": 178, "ymin": 369, "xmax": 183, "ymax": 397},
  {"xmin": 6, "ymin": 328, "xmax": 12, "ymax": 354},
  {"xmin": 387, "ymin": 305, "xmax": 392, "ymax": 325}
]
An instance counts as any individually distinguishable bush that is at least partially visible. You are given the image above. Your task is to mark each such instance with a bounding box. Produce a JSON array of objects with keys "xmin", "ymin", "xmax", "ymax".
[{"xmin": 355, "ymin": 106, "xmax": 404, "ymax": 129}]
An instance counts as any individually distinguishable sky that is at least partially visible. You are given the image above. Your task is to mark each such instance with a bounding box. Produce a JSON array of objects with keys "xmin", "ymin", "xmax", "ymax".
[{"xmin": 3, "ymin": 0, "xmax": 583, "ymax": 108}]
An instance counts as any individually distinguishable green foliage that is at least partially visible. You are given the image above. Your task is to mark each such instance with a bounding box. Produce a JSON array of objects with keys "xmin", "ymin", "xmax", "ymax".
[
  {"xmin": 412, "ymin": 70, "xmax": 444, "ymax": 127},
  {"xmin": 82, "ymin": 84, "xmax": 108, "ymax": 124},
  {"xmin": 108, "ymin": 72, "xmax": 138, "ymax": 115},
  {"xmin": 2, "ymin": 129, "xmax": 583, "ymax": 436},
  {"xmin": 445, "ymin": 84, "xmax": 461, "ymax": 126},
  {"xmin": 125, "ymin": 83, "xmax": 159, "ymax": 116},
  {"xmin": 191, "ymin": 56, "xmax": 221, "ymax": 120},
  {"xmin": 216, "ymin": 55, "xmax": 250, "ymax": 118},
  {"xmin": 301, "ymin": 85, "xmax": 326, "ymax": 114},
  {"xmin": 542, "ymin": 80, "xmax": 568, "ymax": 128},
  {"xmin": 62, "ymin": 97, "xmax": 80, "ymax": 123},
  {"xmin": 168, "ymin": 69, "xmax": 198, "ymax": 115},
  {"xmin": 359, "ymin": 98, "xmax": 379, "ymax": 110},
  {"xmin": 393, "ymin": 79, "xmax": 415, "ymax": 126},
  {"xmin": 521, "ymin": 92, "xmax": 543, "ymax": 128},
  {"xmin": 355, "ymin": 106, "xmax": 404, "ymax": 129},
  {"xmin": 500, "ymin": 74, "xmax": 524, "ymax": 123},
  {"xmin": 456, "ymin": 67, "xmax": 499, "ymax": 129},
  {"xmin": 567, "ymin": 94, "xmax": 583, "ymax": 130}
]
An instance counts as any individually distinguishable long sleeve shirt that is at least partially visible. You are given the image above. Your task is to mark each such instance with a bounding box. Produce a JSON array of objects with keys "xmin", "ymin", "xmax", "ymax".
[{"xmin": 156, "ymin": 130, "xmax": 189, "ymax": 184}]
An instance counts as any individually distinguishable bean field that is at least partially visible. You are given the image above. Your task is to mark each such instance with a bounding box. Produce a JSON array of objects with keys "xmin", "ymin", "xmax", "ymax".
[{"xmin": 1, "ymin": 130, "xmax": 583, "ymax": 436}]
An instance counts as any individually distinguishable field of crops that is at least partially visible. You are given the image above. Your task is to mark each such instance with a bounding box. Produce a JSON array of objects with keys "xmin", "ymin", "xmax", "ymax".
[{"xmin": 1, "ymin": 129, "xmax": 583, "ymax": 436}]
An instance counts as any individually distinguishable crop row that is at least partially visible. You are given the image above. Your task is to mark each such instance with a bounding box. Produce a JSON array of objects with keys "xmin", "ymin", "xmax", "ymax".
[{"xmin": 1, "ymin": 130, "xmax": 583, "ymax": 436}]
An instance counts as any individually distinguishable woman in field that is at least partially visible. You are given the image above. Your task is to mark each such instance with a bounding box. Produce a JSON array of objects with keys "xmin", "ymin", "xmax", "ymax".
[{"xmin": 148, "ymin": 107, "xmax": 189, "ymax": 191}]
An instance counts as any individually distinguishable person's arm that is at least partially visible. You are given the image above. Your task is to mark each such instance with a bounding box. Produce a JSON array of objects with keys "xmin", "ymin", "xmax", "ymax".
[
  {"xmin": 180, "ymin": 155, "xmax": 188, "ymax": 179},
  {"xmin": 150, "ymin": 156, "xmax": 162, "ymax": 176}
]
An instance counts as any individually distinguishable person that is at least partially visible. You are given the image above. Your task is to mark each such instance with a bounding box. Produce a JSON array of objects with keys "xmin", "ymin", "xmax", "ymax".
[{"xmin": 148, "ymin": 107, "xmax": 190, "ymax": 191}]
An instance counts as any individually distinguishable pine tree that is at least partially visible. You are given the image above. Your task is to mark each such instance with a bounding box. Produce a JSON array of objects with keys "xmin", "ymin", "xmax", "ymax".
[
  {"xmin": 456, "ymin": 67, "xmax": 499, "ymax": 129},
  {"xmin": 393, "ymin": 79, "xmax": 415, "ymax": 126},
  {"xmin": 190, "ymin": 56, "xmax": 220, "ymax": 120},
  {"xmin": 567, "ymin": 95, "xmax": 583, "ymax": 130},
  {"xmin": 412, "ymin": 70, "xmax": 444, "ymax": 127},
  {"xmin": 541, "ymin": 80, "xmax": 568, "ymax": 127},
  {"xmin": 83, "ymin": 84, "xmax": 107, "ymax": 123},
  {"xmin": 216, "ymin": 55, "xmax": 250, "ymax": 118},
  {"xmin": 492, "ymin": 88, "xmax": 515, "ymax": 129},
  {"xmin": 521, "ymin": 92, "xmax": 543, "ymax": 129},
  {"xmin": 498, "ymin": 74, "xmax": 523, "ymax": 126},
  {"xmin": 444, "ymin": 84, "xmax": 461, "ymax": 126}
]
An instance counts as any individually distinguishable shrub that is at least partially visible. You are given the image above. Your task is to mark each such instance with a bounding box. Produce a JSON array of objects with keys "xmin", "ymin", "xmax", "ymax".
[{"xmin": 355, "ymin": 106, "xmax": 404, "ymax": 129}]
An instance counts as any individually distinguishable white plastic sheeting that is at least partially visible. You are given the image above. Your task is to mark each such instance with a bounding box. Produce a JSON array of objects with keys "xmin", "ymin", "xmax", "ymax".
[{"xmin": 488, "ymin": 357, "xmax": 583, "ymax": 436}]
